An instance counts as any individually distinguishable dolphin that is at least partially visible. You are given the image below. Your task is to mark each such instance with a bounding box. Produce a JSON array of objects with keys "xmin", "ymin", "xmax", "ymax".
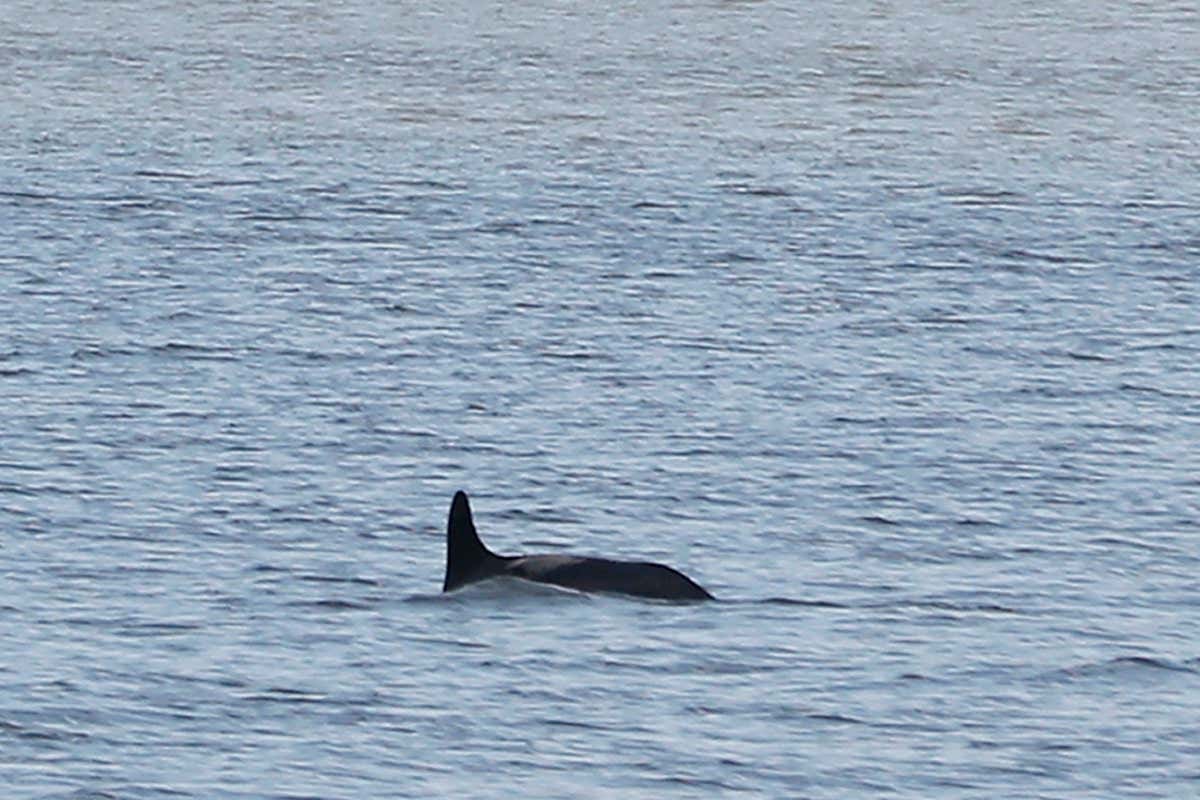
[{"xmin": 442, "ymin": 491, "xmax": 713, "ymax": 601}]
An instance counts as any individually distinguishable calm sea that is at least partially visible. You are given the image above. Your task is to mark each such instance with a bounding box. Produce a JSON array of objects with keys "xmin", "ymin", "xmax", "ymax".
[{"xmin": 3, "ymin": 1, "xmax": 1198, "ymax": 797}]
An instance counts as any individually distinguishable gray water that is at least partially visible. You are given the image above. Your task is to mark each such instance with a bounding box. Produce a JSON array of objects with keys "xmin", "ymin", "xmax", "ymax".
[{"xmin": 3, "ymin": 1, "xmax": 1199, "ymax": 797}]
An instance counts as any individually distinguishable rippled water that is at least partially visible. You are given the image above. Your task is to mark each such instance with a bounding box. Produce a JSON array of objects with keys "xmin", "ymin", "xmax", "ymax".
[{"xmin": 3, "ymin": 1, "xmax": 1199, "ymax": 797}]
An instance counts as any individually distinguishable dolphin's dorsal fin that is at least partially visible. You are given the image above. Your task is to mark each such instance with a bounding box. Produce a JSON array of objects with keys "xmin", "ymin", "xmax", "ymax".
[{"xmin": 443, "ymin": 491, "xmax": 502, "ymax": 591}]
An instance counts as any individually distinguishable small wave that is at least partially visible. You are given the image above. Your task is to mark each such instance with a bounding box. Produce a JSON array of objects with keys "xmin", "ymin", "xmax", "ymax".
[
  {"xmin": 1053, "ymin": 655, "xmax": 1199, "ymax": 680},
  {"xmin": 1119, "ymin": 382, "xmax": 1197, "ymax": 400},
  {"xmin": 296, "ymin": 574, "xmax": 380, "ymax": 587},
  {"xmin": 238, "ymin": 687, "xmax": 329, "ymax": 705},
  {"xmin": 133, "ymin": 169, "xmax": 199, "ymax": 180},
  {"xmin": 720, "ymin": 183, "xmax": 792, "ymax": 198},
  {"xmin": 37, "ymin": 790, "xmax": 124, "ymax": 800},
  {"xmin": 904, "ymin": 600, "xmax": 1021, "ymax": 615},
  {"xmin": 1086, "ymin": 535, "xmax": 1181, "ymax": 554},
  {"xmin": 70, "ymin": 345, "xmax": 138, "ymax": 360},
  {"xmin": 150, "ymin": 342, "xmax": 238, "ymax": 361},
  {"xmin": 493, "ymin": 507, "xmax": 583, "ymax": 524},
  {"xmin": 389, "ymin": 177, "xmax": 466, "ymax": 191},
  {"xmin": 0, "ymin": 719, "xmax": 91, "ymax": 743},
  {"xmin": 1100, "ymin": 655, "xmax": 1195, "ymax": 673},
  {"xmin": 287, "ymin": 599, "xmax": 375, "ymax": 611},
  {"xmin": 400, "ymin": 592, "xmax": 454, "ymax": 604},
  {"xmin": 822, "ymin": 597, "xmax": 1025, "ymax": 616},
  {"xmin": 397, "ymin": 633, "xmax": 490, "ymax": 650},
  {"xmin": 760, "ymin": 597, "xmax": 849, "ymax": 608},
  {"xmin": 116, "ymin": 621, "xmax": 204, "ymax": 637},
  {"xmin": 806, "ymin": 712, "xmax": 866, "ymax": 725},
  {"xmin": 540, "ymin": 717, "xmax": 615, "ymax": 731},
  {"xmin": 710, "ymin": 250, "xmax": 765, "ymax": 264},
  {"xmin": 652, "ymin": 774, "xmax": 745, "ymax": 792}
]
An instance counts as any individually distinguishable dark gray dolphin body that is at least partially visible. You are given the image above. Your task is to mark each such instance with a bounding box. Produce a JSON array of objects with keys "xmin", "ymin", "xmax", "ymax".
[{"xmin": 442, "ymin": 491, "xmax": 713, "ymax": 601}]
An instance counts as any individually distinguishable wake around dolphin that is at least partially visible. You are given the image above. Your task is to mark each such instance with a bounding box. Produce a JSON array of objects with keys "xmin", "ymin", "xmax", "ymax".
[{"xmin": 442, "ymin": 491, "xmax": 713, "ymax": 601}]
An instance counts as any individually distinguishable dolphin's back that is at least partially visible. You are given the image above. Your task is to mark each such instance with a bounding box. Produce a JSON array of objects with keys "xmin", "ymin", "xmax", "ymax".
[
  {"xmin": 507, "ymin": 555, "xmax": 714, "ymax": 601},
  {"xmin": 442, "ymin": 491, "xmax": 713, "ymax": 601}
]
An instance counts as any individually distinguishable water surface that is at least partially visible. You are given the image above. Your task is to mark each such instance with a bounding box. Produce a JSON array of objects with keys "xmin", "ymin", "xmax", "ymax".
[{"xmin": 2, "ymin": 1, "xmax": 1198, "ymax": 797}]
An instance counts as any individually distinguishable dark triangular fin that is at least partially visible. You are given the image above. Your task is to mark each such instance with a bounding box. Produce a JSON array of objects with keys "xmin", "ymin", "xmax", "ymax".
[{"xmin": 443, "ymin": 490, "xmax": 503, "ymax": 591}]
